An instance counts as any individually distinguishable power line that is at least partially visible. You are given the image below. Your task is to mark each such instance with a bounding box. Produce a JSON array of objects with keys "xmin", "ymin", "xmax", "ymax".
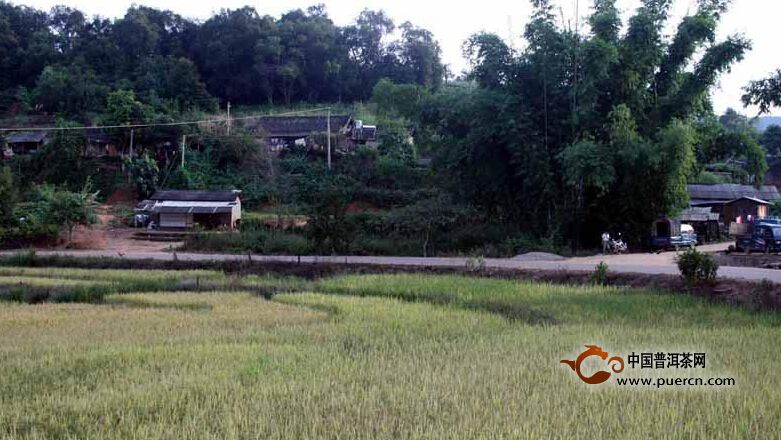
[{"xmin": 0, "ymin": 107, "xmax": 332, "ymax": 132}]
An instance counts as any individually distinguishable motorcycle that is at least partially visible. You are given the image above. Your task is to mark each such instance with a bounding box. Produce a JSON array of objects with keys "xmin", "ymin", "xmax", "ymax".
[{"xmin": 609, "ymin": 235, "xmax": 628, "ymax": 254}]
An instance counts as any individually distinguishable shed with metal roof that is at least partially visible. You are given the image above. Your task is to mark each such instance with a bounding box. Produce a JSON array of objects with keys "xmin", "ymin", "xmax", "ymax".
[{"xmin": 136, "ymin": 190, "xmax": 242, "ymax": 230}]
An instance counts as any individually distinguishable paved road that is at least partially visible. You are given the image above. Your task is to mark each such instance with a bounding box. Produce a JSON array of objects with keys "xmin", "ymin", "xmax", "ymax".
[{"xmin": 5, "ymin": 246, "xmax": 781, "ymax": 283}]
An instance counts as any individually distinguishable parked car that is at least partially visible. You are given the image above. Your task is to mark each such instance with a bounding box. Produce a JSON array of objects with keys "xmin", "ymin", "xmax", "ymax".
[{"xmin": 733, "ymin": 221, "xmax": 781, "ymax": 253}]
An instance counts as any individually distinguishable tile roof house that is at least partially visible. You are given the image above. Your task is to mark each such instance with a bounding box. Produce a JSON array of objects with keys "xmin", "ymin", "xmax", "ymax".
[
  {"xmin": 687, "ymin": 184, "xmax": 781, "ymax": 205},
  {"xmin": 4, "ymin": 130, "xmax": 48, "ymax": 156},
  {"xmin": 84, "ymin": 128, "xmax": 120, "ymax": 157},
  {"xmin": 687, "ymin": 184, "xmax": 781, "ymax": 224},
  {"xmin": 241, "ymin": 115, "xmax": 377, "ymax": 151}
]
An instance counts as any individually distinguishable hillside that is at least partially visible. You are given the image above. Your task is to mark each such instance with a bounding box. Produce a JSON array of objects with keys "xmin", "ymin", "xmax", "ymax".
[{"xmin": 754, "ymin": 116, "xmax": 781, "ymax": 131}]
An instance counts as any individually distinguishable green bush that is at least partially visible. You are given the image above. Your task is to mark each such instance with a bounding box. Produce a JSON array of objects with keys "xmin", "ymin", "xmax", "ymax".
[
  {"xmin": 0, "ymin": 284, "xmax": 106, "ymax": 304},
  {"xmin": 182, "ymin": 230, "xmax": 311, "ymax": 255},
  {"xmin": 183, "ymin": 231, "xmax": 268, "ymax": 253},
  {"xmin": 262, "ymin": 233, "xmax": 309, "ymax": 255},
  {"xmin": 676, "ymin": 248, "xmax": 719, "ymax": 285},
  {"xmin": 591, "ymin": 261, "xmax": 609, "ymax": 286}
]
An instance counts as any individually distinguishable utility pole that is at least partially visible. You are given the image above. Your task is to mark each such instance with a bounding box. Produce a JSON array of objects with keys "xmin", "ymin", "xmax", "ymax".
[
  {"xmin": 127, "ymin": 129, "xmax": 135, "ymax": 184},
  {"xmin": 181, "ymin": 134, "xmax": 186, "ymax": 169},
  {"xmin": 226, "ymin": 101, "xmax": 231, "ymax": 136},
  {"xmin": 129, "ymin": 128, "xmax": 134, "ymax": 157},
  {"xmin": 326, "ymin": 108, "xmax": 331, "ymax": 171}
]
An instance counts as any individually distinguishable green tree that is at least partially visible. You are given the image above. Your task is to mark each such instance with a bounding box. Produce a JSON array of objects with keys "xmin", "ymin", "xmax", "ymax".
[
  {"xmin": 396, "ymin": 22, "xmax": 444, "ymax": 89},
  {"xmin": 103, "ymin": 89, "xmax": 151, "ymax": 151},
  {"xmin": 744, "ymin": 137, "xmax": 768, "ymax": 186},
  {"xmin": 36, "ymin": 123, "xmax": 87, "ymax": 189},
  {"xmin": 719, "ymin": 108, "xmax": 753, "ymax": 133},
  {"xmin": 377, "ymin": 119, "xmax": 415, "ymax": 164},
  {"xmin": 742, "ymin": 69, "xmax": 781, "ymax": 114},
  {"xmin": 761, "ymin": 125, "xmax": 781, "ymax": 156},
  {"xmin": 419, "ymin": 0, "xmax": 748, "ymax": 247},
  {"xmin": 134, "ymin": 56, "xmax": 215, "ymax": 112},
  {"xmin": 105, "ymin": 89, "xmax": 147, "ymax": 125},
  {"xmin": 371, "ymin": 79, "xmax": 427, "ymax": 119},
  {"xmin": 387, "ymin": 194, "xmax": 473, "ymax": 257},
  {"xmin": 0, "ymin": 166, "xmax": 16, "ymax": 227},
  {"xmin": 344, "ymin": 9, "xmax": 396, "ymax": 96},
  {"xmin": 463, "ymin": 33, "xmax": 513, "ymax": 90},
  {"xmin": 33, "ymin": 64, "xmax": 108, "ymax": 115},
  {"xmin": 295, "ymin": 172, "xmax": 353, "ymax": 254},
  {"xmin": 124, "ymin": 153, "xmax": 159, "ymax": 198},
  {"xmin": 31, "ymin": 183, "xmax": 98, "ymax": 244}
]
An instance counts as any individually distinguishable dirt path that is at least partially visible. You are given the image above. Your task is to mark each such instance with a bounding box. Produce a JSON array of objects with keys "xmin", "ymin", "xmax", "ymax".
[
  {"xmin": 5, "ymin": 242, "xmax": 781, "ymax": 284},
  {"xmin": 66, "ymin": 205, "xmax": 181, "ymax": 253},
  {"xmin": 569, "ymin": 242, "xmax": 731, "ymax": 266}
]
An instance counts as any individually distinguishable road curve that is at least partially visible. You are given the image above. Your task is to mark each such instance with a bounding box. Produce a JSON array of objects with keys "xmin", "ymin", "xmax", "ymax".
[{"xmin": 3, "ymin": 249, "xmax": 781, "ymax": 283}]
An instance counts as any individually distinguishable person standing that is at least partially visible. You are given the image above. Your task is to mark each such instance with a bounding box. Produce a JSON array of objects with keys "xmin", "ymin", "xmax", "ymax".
[{"xmin": 601, "ymin": 232, "xmax": 611, "ymax": 254}]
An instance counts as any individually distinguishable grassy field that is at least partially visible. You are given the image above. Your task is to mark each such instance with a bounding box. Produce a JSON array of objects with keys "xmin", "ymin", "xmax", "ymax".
[{"xmin": 1, "ymin": 268, "xmax": 780, "ymax": 438}]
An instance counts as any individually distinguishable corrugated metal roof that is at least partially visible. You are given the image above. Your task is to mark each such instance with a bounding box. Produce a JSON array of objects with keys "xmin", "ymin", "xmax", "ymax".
[
  {"xmin": 151, "ymin": 206, "xmax": 233, "ymax": 214},
  {"xmin": 7, "ymin": 131, "xmax": 47, "ymax": 143},
  {"xmin": 136, "ymin": 197, "xmax": 237, "ymax": 215},
  {"xmin": 679, "ymin": 207, "xmax": 720, "ymax": 222},
  {"xmin": 687, "ymin": 184, "xmax": 781, "ymax": 202},
  {"xmin": 149, "ymin": 190, "xmax": 241, "ymax": 202}
]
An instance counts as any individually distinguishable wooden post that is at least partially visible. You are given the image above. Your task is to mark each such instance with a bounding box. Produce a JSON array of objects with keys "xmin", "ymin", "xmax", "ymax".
[
  {"xmin": 227, "ymin": 101, "xmax": 231, "ymax": 136},
  {"xmin": 326, "ymin": 108, "xmax": 331, "ymax": 171}
]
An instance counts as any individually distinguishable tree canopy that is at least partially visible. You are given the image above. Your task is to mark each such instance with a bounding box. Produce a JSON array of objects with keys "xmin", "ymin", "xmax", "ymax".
[
  {"xmin": 415, "ymin": 0, "xmax": 749, "ymax": 247},
  {"xmin": 0, "ymin": 2, "xmax": 445, "ymax": 115}
]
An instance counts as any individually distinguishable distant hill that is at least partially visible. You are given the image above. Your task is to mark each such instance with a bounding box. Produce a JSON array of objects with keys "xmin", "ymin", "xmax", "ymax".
[{"xmin": 753, "ymin": 116, "xmax": 781, "ymax": 132}]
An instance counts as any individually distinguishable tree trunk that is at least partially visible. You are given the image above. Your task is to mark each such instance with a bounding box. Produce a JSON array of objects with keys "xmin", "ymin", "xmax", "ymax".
[{"xmin": 423, "ymin": 229, "xmax": 430, "ymax": 258}]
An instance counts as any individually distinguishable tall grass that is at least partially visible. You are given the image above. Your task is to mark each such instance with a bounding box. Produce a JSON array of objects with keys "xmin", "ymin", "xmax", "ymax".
[
  {"xmin": 1, "ymin": 270, "xmax": 780, "ymax": 437},
  {"xmin": 0, "ymin": 267, "xmax": 306, "ymax": 304}
]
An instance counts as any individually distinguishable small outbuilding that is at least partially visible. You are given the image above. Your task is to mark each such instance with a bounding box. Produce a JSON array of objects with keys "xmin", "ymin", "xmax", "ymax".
[
  {"xmin": 678, "ymin": 206, "xmax": 721, "ymax": 242},
  {"xmin": 5, "ymin": 131, "xmax": 48, "ymax": 155},
  {"xmin": 723, "ymin": 196, "xmax": 771, "ymax": 224},
  {"xmin": 136, "ymin": 190, "xmax": 242, "ymax": 230},
  {"xmin": 243, "ymin": 115, "xmax": 377, "ymax": 152}
]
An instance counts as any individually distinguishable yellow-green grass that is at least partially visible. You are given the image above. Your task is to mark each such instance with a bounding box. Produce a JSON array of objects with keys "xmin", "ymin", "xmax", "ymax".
[
  {"xmin": 0, "ymin": 267, "xmax": 307, "ymax": 302},
  {"xmin": 0, "ymin": 267, "xmax": 227, "ymax": 283},
  {"xmin": 0, "ymin": 270, "xmax": 780, "ymax": 438}
]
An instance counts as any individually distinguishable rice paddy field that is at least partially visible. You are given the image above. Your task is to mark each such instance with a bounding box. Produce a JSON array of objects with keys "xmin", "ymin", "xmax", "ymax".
[{"xmin": 1, "ymin": 267, "xmax": 781, "ymax": 438}]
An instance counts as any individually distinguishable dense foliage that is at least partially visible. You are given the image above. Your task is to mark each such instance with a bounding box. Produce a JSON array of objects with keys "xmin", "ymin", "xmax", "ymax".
[
  {"xmin": 0, "ymin": 3, "xmax": 444, "ymax": 115},
  {"xmin": 2, "ymin": 0, "xmax": 779, "ymax": 256},
  {"xmin": 410, "ymin": 0, "xmax": 752, "ymax": 248}
]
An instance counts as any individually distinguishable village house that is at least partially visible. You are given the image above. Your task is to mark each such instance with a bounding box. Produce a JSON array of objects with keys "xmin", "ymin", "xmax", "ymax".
[
  {"xmin": 84, "ymin": 128, "xmax": 120, "ymax": 158},
  {"xmin": 136, "ymin": 190, "xmax": 242, "ymax": 230},
  {"xmin": 3, "ymin": 128, "xmax": 122, "ymax": 159},
  {"xmin": 242, "ymin": 115, "xmax": 377, "ymax": 152},
  {"xmin": 687, "ymin": 183, "xmax": 781, "ymax": 224},
  {"xmin": 3, "ymin": 130, "xmax": 48, "ymax": 157}
]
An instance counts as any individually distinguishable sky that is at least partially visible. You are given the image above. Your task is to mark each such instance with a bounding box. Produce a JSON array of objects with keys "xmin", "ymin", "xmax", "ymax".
[{"xmin": 12, "ymin": 0, "xmax": 781, "ymax": 116}]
